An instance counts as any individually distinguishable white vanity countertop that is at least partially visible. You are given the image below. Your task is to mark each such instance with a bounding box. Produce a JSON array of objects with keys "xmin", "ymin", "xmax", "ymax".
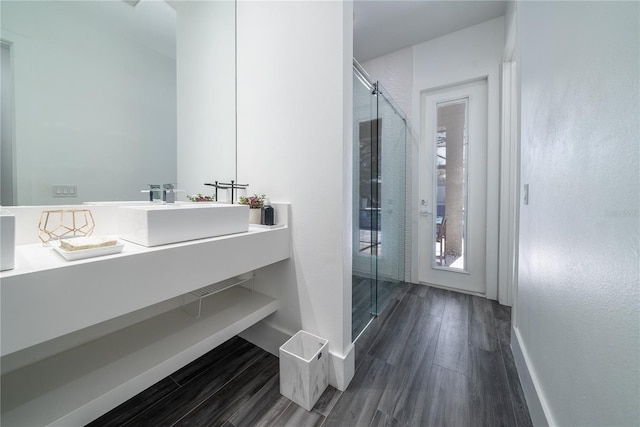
[
  {"xmin": 1, "ymin": 226, "xmax": 274, "ymax": 278},
  {"xmin": 0, "ymin": 224, "xmax": 291, "ymax": 357}
]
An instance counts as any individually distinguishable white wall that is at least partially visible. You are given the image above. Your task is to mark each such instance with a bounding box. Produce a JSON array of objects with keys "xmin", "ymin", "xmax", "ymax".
[
  {"xmin": 236, "ymin": 0, "xmax": 355, "ymax": 390},
  {"xmin": 174, "ymin": 0, "xmax": 236, "ymax": 198},
  {"xmin": 1, "ymin": 1, "xmax": 176, "ymax": 205},
  {"xmin": 516, "ymin": 2, "xmax": 639, "ymax": 425},
  {"xmin": 361, "ymin": 46, "xmax": 413, "ymax": 120}
]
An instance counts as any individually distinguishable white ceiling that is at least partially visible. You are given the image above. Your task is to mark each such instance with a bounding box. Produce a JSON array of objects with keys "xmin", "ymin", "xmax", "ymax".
[
  {"xmin": 74, "ymin": 1, "xmax": 506, "ymax": 65},
  {"xmin": 73, "ymin": 0, "xmax": 176, "ymax": 59},
  {"xmin": 354, "ymin": 0, "xmax": 507, "ymax": 62}
]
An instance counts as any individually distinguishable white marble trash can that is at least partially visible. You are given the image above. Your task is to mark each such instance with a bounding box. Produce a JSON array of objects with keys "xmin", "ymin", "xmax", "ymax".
[{"xmin": 279, "ymin": 330, "xmax": 329, "ymax": 411}]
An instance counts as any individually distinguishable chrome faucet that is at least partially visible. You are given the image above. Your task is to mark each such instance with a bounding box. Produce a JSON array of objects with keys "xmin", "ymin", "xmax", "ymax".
[
  {"xmin": 142, "ymin": 183, "xmax": 178, "ymax": 203},
  {"xmin": 162, "ymin": 183, "xmax": 176, "ymax": 203},
  {"xmin": 145, "ymin": 184, "xmax": 161, "ymax": 202}
]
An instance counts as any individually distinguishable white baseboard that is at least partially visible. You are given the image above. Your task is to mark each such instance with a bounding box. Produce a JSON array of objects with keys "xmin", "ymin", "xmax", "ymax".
[
  {"xmin": 240, "ymin": 320, "xmax": 355, "ymax": 391},
  {"xmin": 329, "ymin": 342, "xmax": 355, "ymax": 391},
  {"xmin": 511, "ymin": 325, "xmax": 554, "ymax": 426}
]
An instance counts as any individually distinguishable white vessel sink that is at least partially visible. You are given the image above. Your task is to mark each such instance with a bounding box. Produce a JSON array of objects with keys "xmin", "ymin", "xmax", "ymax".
[{"xmin": 118, "ymin": 203, "xmax": 249, "ymax": 247}]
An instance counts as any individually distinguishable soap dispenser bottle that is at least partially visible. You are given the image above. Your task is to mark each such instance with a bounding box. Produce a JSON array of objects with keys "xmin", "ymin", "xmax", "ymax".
[{"xmin": 262, "ymin": 198, "xmax": 275, "ymax": 226}]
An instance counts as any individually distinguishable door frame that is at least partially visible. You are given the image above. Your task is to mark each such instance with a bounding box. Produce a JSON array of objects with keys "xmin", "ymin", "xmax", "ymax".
[
  {"xmin": 410, "ymin": 72, "xmax": 500, "ymax": 300},
  {"xmin": 1, "ymin": 39, "xmax": 16, "ymax": 206},
  {"xmin": 497, "ymin": 8, "xmax": 521, "ymax": 312},
  {"xmin": 498, "ymin": 60, "xmax": 520, "ymax": 309}
]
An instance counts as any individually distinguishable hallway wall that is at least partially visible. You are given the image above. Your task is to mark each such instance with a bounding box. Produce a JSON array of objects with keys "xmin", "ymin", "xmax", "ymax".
[{"xmin": 516, "ymin": 2, "xmax": 640, "ymax": 425}]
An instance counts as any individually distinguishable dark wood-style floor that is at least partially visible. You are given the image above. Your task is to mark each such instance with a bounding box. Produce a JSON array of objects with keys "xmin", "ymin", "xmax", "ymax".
[
  {"xmin": 88, "ymin": 283, "xmax": 532, "ymax": 427},
  {"xmin": 352, "ymin": 276, "xmax": 399, "ymax": 340}
]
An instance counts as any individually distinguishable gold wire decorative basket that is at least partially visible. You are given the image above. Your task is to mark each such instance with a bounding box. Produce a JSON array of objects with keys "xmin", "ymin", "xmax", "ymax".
[{"xmin": 38, "ymin": 209, "xmax": 95, "ymax": 245}]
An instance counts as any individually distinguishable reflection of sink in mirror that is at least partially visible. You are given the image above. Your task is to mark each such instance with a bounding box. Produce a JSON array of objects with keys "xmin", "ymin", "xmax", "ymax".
[{"xmin": 118, "ymin": 204, "xmax": 249, "ymax": 247}]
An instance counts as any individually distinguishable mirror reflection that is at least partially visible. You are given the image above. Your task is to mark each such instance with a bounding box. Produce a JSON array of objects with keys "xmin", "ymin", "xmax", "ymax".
[{"xmin": 0, "ymin": 0, "xmax": 236, "ymax": 206}]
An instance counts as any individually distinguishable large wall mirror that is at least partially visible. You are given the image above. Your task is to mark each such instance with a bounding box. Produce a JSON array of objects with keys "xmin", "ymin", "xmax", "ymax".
[{"xmin": 0, "ymin": 0, "xmax": 236, "ymax": 206}]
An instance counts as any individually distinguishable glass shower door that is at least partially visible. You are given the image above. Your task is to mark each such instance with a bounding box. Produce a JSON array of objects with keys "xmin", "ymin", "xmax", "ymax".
[
  {"xmin": 352, "ymin": 70, "xmax": 377, "ymax": 339},
  {"xmin": 352, "ymin": 63, "xmax": 407, "ymax": 341}
]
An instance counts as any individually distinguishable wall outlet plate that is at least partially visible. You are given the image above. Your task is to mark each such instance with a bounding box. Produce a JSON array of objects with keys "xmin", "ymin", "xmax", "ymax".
[{"xmin": 52, "ymin": 185, "xmax": 78, "ymax": 198}]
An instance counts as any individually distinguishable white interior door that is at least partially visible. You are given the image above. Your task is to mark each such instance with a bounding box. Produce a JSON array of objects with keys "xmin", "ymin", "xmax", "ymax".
[{"xmin": 418, "ymin": 79, "xmax": 488, "ymax": 294}]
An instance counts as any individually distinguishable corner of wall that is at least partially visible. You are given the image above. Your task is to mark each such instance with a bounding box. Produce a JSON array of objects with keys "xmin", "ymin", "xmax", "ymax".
[{"xmin": 329, "ymin": 342, "xmax": 355, "ymax": 391}]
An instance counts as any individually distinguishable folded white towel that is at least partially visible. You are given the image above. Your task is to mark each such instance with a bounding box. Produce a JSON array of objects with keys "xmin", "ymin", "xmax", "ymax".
[{"xmin": 60, "ymin": 236, "xmax": 118, "ymax": 251}]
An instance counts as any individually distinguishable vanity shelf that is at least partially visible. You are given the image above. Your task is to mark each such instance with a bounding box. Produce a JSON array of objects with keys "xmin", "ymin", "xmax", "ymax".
[{"xmin": 1, "ymin": 286, "xmax": 278, "ymax": 427}]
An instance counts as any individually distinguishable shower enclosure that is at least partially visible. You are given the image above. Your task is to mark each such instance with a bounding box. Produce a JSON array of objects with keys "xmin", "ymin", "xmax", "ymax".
[{"xmin": 352, "ymin": 61, "xmax": 407, "ymax": 340}]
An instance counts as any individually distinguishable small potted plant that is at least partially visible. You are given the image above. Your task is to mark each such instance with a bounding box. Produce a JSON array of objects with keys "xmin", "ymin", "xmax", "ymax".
[
  {"xmin": 186, "ymin": 193, "xmax": 215, "ymax": 202},
  {"xmin": 239, "ymin": 193, "xmax": 266, "ymax": 224}
]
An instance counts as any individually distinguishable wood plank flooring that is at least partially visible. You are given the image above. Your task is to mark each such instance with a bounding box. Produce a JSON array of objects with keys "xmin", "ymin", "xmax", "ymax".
[
  {"xmin": 352, "ymin": 276, "xmax": 401, "ymax": 340},
  {"xmin": 88, "ymin": 283, "xmax": 532, "ymax": 427}
]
